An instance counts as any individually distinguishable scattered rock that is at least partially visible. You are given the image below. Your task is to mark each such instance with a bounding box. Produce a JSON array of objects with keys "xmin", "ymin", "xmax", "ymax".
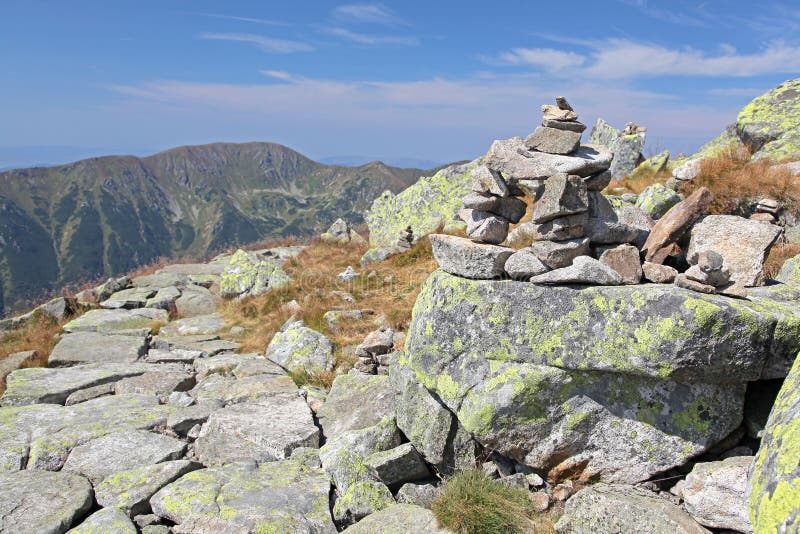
[
  {"xmin": 338, "ymin": 266, "xmax": 360, "ymax": 282},
  {"xmin": 642, "ymin": 187, "xmax": 713, "ymax": 264},
  {"xmin": 532, "ymin": 237, "xmax": 591, "ymax": 269},
  {"xmin": 643, "ymin": 261, "xmax": 678, "ymax": 284},
  {"xmin": 430, "ymin": 234, "xmax": 512, "ymax": 279},
  {"xmin": 317, "ymin": 373, "xmax": 397, "ymax": 440},
  {"xmin": 636, "ymin": 183, "xmax": 682, "ymax": 219},
  {"xmin": 48, "ymin": 331, "xmax": 148, "ymax": 366},
  {"xmin": 321, "ymin": 218, "xmax": 365, "ymax": 244},
  {"xmin": 599, "ymin": 244, "xmax": 642, "ymax": 285},
  {"xmin": 396, "ymin": 482, "xmax": 441, "ymax": 509},
  {"xmin": 367, "ymin": 443, "xmax": 431, "ymax": 488},
  {"xmin": 504, "ymin": 249, "xmax": 550, "ymax": 280},
  {"xmin": 219, "ymin": 249, "xmax": 290, "ymax": 299},
  {"xmin": 101, "ymin": 287, "xmax": 156, "ymax": 309},
  {"xmin": 266, "ymin": 320, "xmax": 335, "ymax": 375}
]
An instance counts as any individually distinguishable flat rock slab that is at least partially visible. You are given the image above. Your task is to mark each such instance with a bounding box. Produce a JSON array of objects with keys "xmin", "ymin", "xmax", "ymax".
[
  {"xmin": 150, "ymin": 459, "xmax": 336, "ymax": 533},
  {"xmin": 555, "ymin": 483, "xmax": 711, "ymax": 533},
  {"xmin": 152, "ymin": 334, "xmax": 239, "ymax": 357},
  {"xmin": 0, "ymin": 394, "xmax": 172, "ymax": 472},
  {"xmin": 190, "ymin": 373, "xmax": 298, "ymax": 406},
  {"xmin": 193, "ymin": 353, "xmax": 282, "ymax": 379},
  {"xmin": 345, "ymin": 504, "xmax": 450, "ymax": 534},
  {"xmin": 0, "ymin": 470, "xmax": 93, "ymax": 534},
  {"xmin": 158, "ymin": 263, "xmax": 225, "ymax": 276},
  {"xmin": 159, "ymin": 314, "xmax": 226, "ymax": 337},
  {"xmin": 101, "ymin": 287, "xmax": 157, "ymax": 309},
  {"xmin": 64, "ymin": 308, "xmax": 168, "ymax": 334},
  {"xmin": 48, "ymin": 331, "xmax": 148, "ymax": 367},
  {"xmin": 96, "ymin": 460, "xmax": 200, "ymax": 516},
  {"xmin": 317, "ymin": 373, "xmax": 397, "ymax": 440},
  {"xmin": 114, "ymin": 371, "xmax": 196, "ymax": 398},
  {"xmin": 1, "ymin": 362, "xmax": 166, "ymax": 406},
  {"xmin": 430, "ymin": 234, "xmax": 512, "ymax": 279},
  {"xmin": 63, "ymin": 429, "xmax": 187, "ymax": 485},
  {"xmin": 66, "ymin": 507, "xmax": 137, "ymax": 533},
  {"xmin": 132, "ymin": 272, "xmax": 191, "ymax": 288},
  {"xmin": 485, "ymin": 137, "xmax": 612, "ymax": 180},
  {"xmin": 195, "ymin": 397, "xmax": 319, "ymax": 465},
  {"xmin": 173, "ymin": 285, "xmax": 218, "ymax": 317}
]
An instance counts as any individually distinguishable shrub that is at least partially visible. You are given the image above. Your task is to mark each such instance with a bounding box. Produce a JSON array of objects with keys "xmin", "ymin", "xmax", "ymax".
[{"xmin": 431, "ymin": 469, "xmax": 536, "ymax": 534}]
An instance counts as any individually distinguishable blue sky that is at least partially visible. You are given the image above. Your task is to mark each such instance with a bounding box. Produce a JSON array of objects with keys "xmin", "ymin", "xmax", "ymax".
[{"xmin": 1, "ymin": 1, "xmax": 800, "ymax": 168}]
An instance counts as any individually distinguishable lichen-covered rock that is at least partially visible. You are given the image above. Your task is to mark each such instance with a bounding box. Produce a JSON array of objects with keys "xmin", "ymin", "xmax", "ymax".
[
  {"xmin": 344, "ymin": 504, "xmax": 450, "ymax": 534},
  {"xmin": 219, "ymin": 249, "xmax": 290, "ymax": 299},
  {"xmin": 149, "ymin": 459, "xmax": 336, "ymax": 533},
  {"xmin": 630, "ymin": 150, "xmax": 670, "ymax": 179},
  {"xmin": 748, "ymin": 351, "xmax": 800, "ymax": 532},
  {"xmin": 173, "ymin": 285, "xmax": 217, "ymax": 317},
  {"xmin": 636, "ymin": 183, "xmax": 682, "ymax": 220},
  {"xmin": 159, "ymin": 314, "xmax": 226, "ymax": 337},
  {"xmin": 63, "ymin": 308, "xmax": 168, "ymax": 334},
  {"xmin": 48, "ymin": 331, "xmax": 149, "ymax": 367},
  {"xmin": 317, "ymin": 373, "xmax": 397, "ymax": 440},
  {"xmin": 265, "ymin": 320, "xmax": 334, "ymax": 374},
  {"xmin": 555, "ymin": 483, "xmax": 710, "ymax": 533},
  {"xmin": 367, "ymin": 443, "xmax": 431, "ymax": 488},
  {"xmin": 96, "ymin": 460, "xmax": 200, "ymax": 516},
  {"xmin": 66, "ymin": 507, "xmax": 137, "ymax": 534},
  {"xmin": 366, "ymin": 160, "xmax": 479, "ymax": 248},
  {"xmin": 430, "ymin": 234, "xmax": 512, "ymax": 279},
  {"xmin": 674, "ymin": 456, "xmax": 753, "ymax": 532},
  {"xmin": 777, "ymin": 253, "xmax": 800, "ymax": 285},
  {"xmin": 737, "ymin": 78, "xmax": 800, "ymax": 160},
  {"xmin": 688, "ymin": 215, "xmax": 782, "ymax": 287},
  {"xmin": 0, "ymin": 470, "xmax": 93, "ymax": 534},
  {"xmin": 530, "ymin": 256, "xmax": 623, "ymax": 285},
  {"xmin": 321, "ymin": 218, "xmax": 365, "ymax": 244},
  {"xmin": 402, "ymin": 270, "xmax": 800, "ymax": 482},
  {"xmin": 486, "ymin": 137, "xmax": 613, "ymax": 180},
  {"xmin": 588, "ymin": 118, "xmax": 647, "ymax": 179}
]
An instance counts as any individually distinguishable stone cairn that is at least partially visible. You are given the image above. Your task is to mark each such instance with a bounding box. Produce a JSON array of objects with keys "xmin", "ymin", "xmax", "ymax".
[
  {"xmin": 428, "ymin": 95, "xmax": 778, "ymax": 296},
  {"xmin": 751, "ymin": 197, "xmax": 781, "ymax": 223},
  {"xmin": 353, "ymin": 326, "xmax": 395, "ymax": 375}
]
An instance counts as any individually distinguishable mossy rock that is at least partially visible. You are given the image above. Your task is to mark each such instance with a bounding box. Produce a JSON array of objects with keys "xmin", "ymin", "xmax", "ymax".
[
  {"xmin": 219, "ymin": 249, "xmax": 290, "ymax": 299},
  {"xmin": 737, "ymin": 78, "xmax": 800, "ymax": 160},
  {"xmin": 635, "ymin": 183, "xmax": 681, "ymax": 219},
  {"xmin": 748, "ymin": 351, "xmax": 800, "ymax": 532}
]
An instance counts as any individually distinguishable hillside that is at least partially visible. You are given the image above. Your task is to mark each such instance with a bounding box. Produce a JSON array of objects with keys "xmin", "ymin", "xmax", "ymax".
[{"xmin": 0, "ymin": 142, "xmax": 425, "ymax": 315}]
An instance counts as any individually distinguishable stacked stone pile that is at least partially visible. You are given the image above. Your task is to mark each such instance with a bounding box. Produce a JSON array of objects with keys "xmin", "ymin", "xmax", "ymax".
[
  {"xmin": 751, "ymin": 197, "xmax": 781, "ymax": 223},
  {"xmin": 460, "ymin": 166, "xmax": 526, "ymax": 244},
  {"xmin": 353, "ymin": 326, "xmax": 396, "ymax": 375}
]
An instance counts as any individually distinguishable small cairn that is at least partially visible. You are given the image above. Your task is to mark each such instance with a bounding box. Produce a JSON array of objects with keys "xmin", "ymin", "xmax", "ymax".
[
  {"xmin": 675, "ymin": 250, "xmax": 744, "ymax": 297},
  {"xmin": 525, "ymin": 96, "xmax": 586, "ymax": 155},
  {"xmin": 394, "ymin": 226, "xmax": 414, "ymax": 252},
  {"xmin": 353, "ymin": 326, "xmax": 395, "ymax": 375},
  {"xmin": 459, "ymin": 168, "xmax": 527, "ymax": 244},
  {"xmin": 751, "ymin": 198, "xmax": 781, "ymax": 223},
  {"xmin": 622, "ymin": 122, "xmax": 647, "ymax": 135}
]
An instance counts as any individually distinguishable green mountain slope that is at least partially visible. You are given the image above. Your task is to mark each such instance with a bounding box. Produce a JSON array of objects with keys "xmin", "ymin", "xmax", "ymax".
[{"xmin": 0, "ymin": 142, "xmax": 424, "ymax": 315}]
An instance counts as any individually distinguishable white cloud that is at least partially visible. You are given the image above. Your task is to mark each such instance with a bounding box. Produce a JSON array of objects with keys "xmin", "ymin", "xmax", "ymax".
[
  {"xmin": 325, "ymin": 27, "xmax": 419, "ymax": 46},
  {"xmin": 193, "ymin": 13, "xmax": 288, "ymax": 26},
  {"xmin": 496, "ymin": 48, "xmax": 586, "ymax": 70},
  {"xmin": 708, "ymin": 87, "xmax": 768, "ymax": 97},
  {"xmin": 332, "ymin": 4, "xmax": 404, "ymax": 25},
  {"xmin": 199, "ymin": 32, "xmax": 313, "ymax": 53}
]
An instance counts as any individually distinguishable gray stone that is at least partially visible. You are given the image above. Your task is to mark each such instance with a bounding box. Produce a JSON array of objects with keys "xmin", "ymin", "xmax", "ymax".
[
  {"xmin": 63, "ymin": 308, "xmax": 168, "ymax": 334},
  {"xmin": 532, "ymin": 173, "xmax": 588, "ymax": 223},
  {"xmin": 599, "ymin": 244, "xmax": 642, "ymax": 285},
  {"xmin": 265, "ymin": 320, "xmax": 334, "ymax": 375},
  {"xmin": 543, "ymin": 118, "xmax": 586, "ymax": 133},
  {"xmin": 159, "ymin": 313, "xmax": 226, "ymax": 337},
  {"xmin": 588, "ymin": 118, "xmax": 648, "ymax": 179},
  {"xmin": 688, "ymin": 215, "xmax": 782, "ymax": 287},
  {"xmin": 48, "ymin": 331, "xmax": 148, "ymax": 366},
  {"xmin": 96, "ymin": 460, "xmax": 200, "ymax": 517},
  {"xmin": 673, "ymin": 159, "xmax": 703, "ymax": 181},
  {"xmin": 114, "ymin": 371, "xmax": 196, "ymax": 399},
  {"xmin": 193, "ymin": 352, "xmax": 277, "ymax": 379},
  {"xmin": 586, "ymin": 192, "xmax": 639, "ymax": 245},
  {"xmin": 461, "ymin": 192, "xmax": 527, "ymax": 223},
  {"xmin": 62, "ymin": 429, "xmax": 187, "ymax": 485},
  {"xmin": 174, "ymin": 285, "xmax": 217, "ymax": 317},
  {"xmin": 321, "ymin": 218, "xmax": 362, "ymax": 244},
  {"xmin": 685, "ymin": 264, "xmax": 730, "ymax": 288},
  {"xmin": 338, "ymin": 265, "xmax": 360, "ymax": 282},
  {"xmin": 525, "ymin": 126, "xmax": 582, "ymax": 155},
  {"xmin": 145, "ymin": 286, "xmax": 181, "ymax": 312},
  {"xmin": 96, "ymin": 276, "xmax": 131, "ymax": 301},
  {"xmin": 101, "ymin": 287, "xmax": 157, "ymax": 309},
  {"xmin": 159, "ymin": 263, "xmax": 225, "ymax": 276},
  {"xmin": 532, "ymin": 237, "xmax": 591, "ymax": 269},
  {"xmin": 0, "ymin": 350, "xmax": 38, "ymax": 382},
  {"xmin": 675, "ymin": 273, "xmax": 717, "ymax": 294},
  {"xmin": 555, "ymin": 483, "xmax": 711, "ymax": 533},
  {"xmin": 643, "ymin": 187, "xmax": 713, "ymax": 264},
  {"xmin": 356, "ymin": 327, "xmax": 394, "ymax": 358},
  {"xmin": 530, "ymin": 255, "xmax": 624, "ymax": 285},
  {"xmin": 132, "ymin": 272, "xmax": 190, "ymax": 288},
  {"xmin": 643, "ymin": 261, "xmax": 678, "ymax": 283},
  {"xmin": 0, "ymin": 470, "xmax": 93, "ymax": 534},
  {"xmin": 471, "ymin": 164, "xmax": 510, "ymax": 197},
  {"xmin": 674, "ymin": 456, "xmax": 753, "ymax": 532},
  {"xmin": 168, "ymin": 404, "xmax": 214, "ymax": 436},
  {"xmin": 396, "ymin": 482, "xmax": 441, "ymax": 509},
  {"xmin": 64, "ymin": 382, "xmax": 116, "ymax": 406},
  {"xmin": 190, "ymin": 372, "xmax": 297, "ymax": 406},
  {"xmin": 460, "ymin": 208, "xmax": 509, "ymax": 244},
  {"xmin": 66, "ymin": 507, "xmax": 137, "ymax": 533},
  {"xmin": 220, "ymin": 249, "xmax": 290, "ymax": 298},
  {"xmin": 583, "ymin": 169, "xmax": 612, "ymax": 191},
  {"xmin": 618, "ymin": 205, "xmax": 655, "ymax": 249},
  {"xmin": 344, "ymin": 504, "xmax": 450, "ymax": 534},
  {"xmin": 430, "ymin": 234, "xmax": 513, "ymax": 279},
  {"xmin": 194, "ymin": 397, "xmax": 319, "ymax": 465},
  {"xmin": 636, "ymin": 184, "xmax": 682, "ymax": 219},
  {"xmin": 150, "ymin": 459, "xmax": 336, "ymax": 533},
  {"xmin": 367, "ymin": 443, "xmax": 431, "ymax": 487},
  {"xmin": 542, "ymin": 104, "xmax": 578, "ymax": 121},
  {"xmin": 153, "ymin": 334, "xmax": 239, "ymax": 357},
  {"xmin": 530, "ymin": 212, "xmax": 587, "ymax": 241},
  {"xmin": 144, "ymin": 347, "xmax": 204, "ymax": 364},
  {"xmin": 317, "ymin": 373, "xmax": 396, "ymax": 440},
  {"xmin": 504, "ymin": 249, "xmax": 550, "ymax": 280},
  {"xmin": 485, "ymin": 137, "xmax": 613, "ymax": 180}
]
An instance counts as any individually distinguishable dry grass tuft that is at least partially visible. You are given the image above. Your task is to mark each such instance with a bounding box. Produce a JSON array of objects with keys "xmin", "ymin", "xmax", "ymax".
[
  {"xmin": 606, "ymin": 169, "xmax": 671, "ymax": 196},
  {"xmin": 681, "ymin": 149, "xmax": 800, "ymax": 215},
  {"xmin": 431, "ymin": 469, "xmax": 542, "ymax": 534},
  {"xmin": 765, "ymin": 242, "xmax": 800, "ymax": 279},
  {"xmin": 220, "ymin": 233, "xmax": 438, "ymax": 384},
  {"xmin": 0, "ymin": 315, "xmax": 66, "ymax": 393}
]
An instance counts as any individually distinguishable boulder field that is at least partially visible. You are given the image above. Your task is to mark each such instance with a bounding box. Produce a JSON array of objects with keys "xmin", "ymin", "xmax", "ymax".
[{"xmin": 401, "ymin": 268, "xmax": 800, "ymax": 484}]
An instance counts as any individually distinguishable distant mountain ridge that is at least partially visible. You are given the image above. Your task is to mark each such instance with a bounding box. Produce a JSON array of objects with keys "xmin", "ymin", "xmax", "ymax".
[{"xmin": 0, "ymin": 142, "xmax": 426, "ymax": 315}]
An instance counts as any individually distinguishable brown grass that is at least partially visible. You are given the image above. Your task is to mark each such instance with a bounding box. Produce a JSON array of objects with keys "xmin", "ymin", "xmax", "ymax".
[
  {"xmin": 0, "ymin": 315, "xmax": 65, "ymax": 393},
  {"xmin": 765, "ymin": 242, "xmax": 800, "ymax": 279},
  {"xmin": 219, "ymin": 233, "xmax": 438, "ymax": 388},
  {"xmin": 680, "ymin": 149, "xmax": 800, "ymax": 215},
  {"xmin": 606, "ymin": 169, "xmax": 670, "ymax": 196}
]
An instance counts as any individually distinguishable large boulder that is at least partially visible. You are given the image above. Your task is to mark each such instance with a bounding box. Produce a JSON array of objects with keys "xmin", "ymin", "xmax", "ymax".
[
  {"xmin": 588, "ymin": 118, "xmax": 647, "ymax": 179},
  {"xmin": 345, "ymin": 504, "xmax": 450, "ymax": 534},
  {"xmin": 366, "ymin": 160, "xmax": 479, "ymax": 249},
  {"xmin": 48, "ymin": 331, "xmax": 148, "ymax": 366},
  {"xmin": 429, "ymin": 234, "xmax": 512, "ymax": 279},
  {"xmin": 736, "ymin": 78, "xmax": 800, "ymax": 160},
  {"xmin": 63, "ymin": 308, "xmax": 168, "ymax": 334},
  {"xmin": 642, "ymin": 187, "xmax": 712, "ymax": 264},
  {"xmin": 402, "ymin": 269, "xmax": 800, "ymax": 483},
  {"xmin": 317, "ymin": 373, "xmax": 396, "ymax": 440},
  {"xmin": 688, "ymin": 215, "xmax": 782, "ymax": 287},
  {"xmin": 748, "ymin": 351, "xmax": 800, "ymax": 532},
  {"xmin": 265, "ymin": 320, "xmax": 335, "ymax": 375},
  {"xmin": 66, "ymin": 507, "xmax": 137, "ymax": 534},
  {"xmin": 219, "ymin": 249, "xmax": 290, "ymax": 299},
  {"xmin": 555, "ymin": 483, "xmax": 710, "ymax": 533},
  {"xmin": 149, "ymin": 459, "xmax": 336, "ymax": 533},
  {"xmin": 636, "ymin": 183, "xmax": 682, "ymax": 220}
]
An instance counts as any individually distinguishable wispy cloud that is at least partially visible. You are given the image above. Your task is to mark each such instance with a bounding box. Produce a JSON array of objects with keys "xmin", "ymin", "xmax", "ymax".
[
  {"xmin": 617, "ymin": 0, "xmax": 711, "ymax": 27},
  {"xmin": 332, "ymin": 3, "xmax": 405, "ymax": 25},
  {"xmin": 493, "ymin": 48, "xmax": 586, "ymax": 70},
  {"xmin": 707, "ymin": 87, "xmax": 768, "ymax": 97},
  {"xmin": 199, "ymin": 33, "xmax": 313, "ymax": 53},
  {"xmin": 325, "ymin": 27, "xmax": 419, "ymax": 46},
  {"xmin": 194, "ymin": 12, "xmax": 288, "ymax": 26}
]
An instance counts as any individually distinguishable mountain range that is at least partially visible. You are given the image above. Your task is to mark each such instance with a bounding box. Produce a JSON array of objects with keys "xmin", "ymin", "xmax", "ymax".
[{"xmin": 0, "ymin": 142, "xmax": 427, "ymax": 316}]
